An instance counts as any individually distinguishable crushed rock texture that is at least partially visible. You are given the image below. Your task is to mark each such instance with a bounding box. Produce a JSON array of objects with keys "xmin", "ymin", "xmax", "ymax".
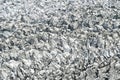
[{"xmin": 0, "ymin": 0, "xmax": 120, "ymax": 80}]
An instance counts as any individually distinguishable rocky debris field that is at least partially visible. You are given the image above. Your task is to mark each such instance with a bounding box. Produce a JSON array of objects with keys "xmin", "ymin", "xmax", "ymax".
[{"xmin": 0, "ymin": 0, "xmax": 120, "ymax": 80}]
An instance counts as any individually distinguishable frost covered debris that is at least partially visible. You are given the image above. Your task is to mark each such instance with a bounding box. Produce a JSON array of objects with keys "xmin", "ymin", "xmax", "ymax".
[{"xmin": 0, "ymin": 0, "xmax": 120, "ymax": 80}]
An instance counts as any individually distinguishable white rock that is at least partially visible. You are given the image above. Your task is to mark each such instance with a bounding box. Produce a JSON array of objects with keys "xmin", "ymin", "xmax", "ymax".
[
  {"xmin": 93, "ymin": 62, "xmax": 99, "ymax": 68},
  {"xmin": 2, "ymin": 31, "xmax": 12, "ymax": 38},
  {"xmin": 113, "ymin": 33, "xmax": 118, "ymax": 38},
  {"xmin": 1, "ymin": 70, "xmax": 8, "ymax": 80},
  {"xmin": 115, "ymin": 62, "xmax": 120, "ymax": 70},
  {"xmin": 30, "ymin": 69, "xmax": 34, "ymax": 74},
  {"xmin": 43, "ymin": 51, "xmax": 52, "ymax": 58},
  {"xmin": 62, "ymin": 41, "xmax": 70, "ymax": 52},
  {"xmin": 69, "ymin": 37, "xmax": 76, "ymax": 43},
  {"xmin": 56, "ymin": 54, "xmax": 65, "ymax": 62},
  {"xmin": 103, "ymin": 50, "xmax": 110, "ymax": 58},
  {"xmin": 50, "ymin": 49, "xmax": 58, "ymax": 55},
  {"xmin": 4, "ymin": 60, "xmax": 20, "ymax": 69},
  {"xmin": 22, "ymin": 59, "xmax": 32, "ymax": 67},
  {"xmin": 9, "ymin": 52, "xmax": 18, "ymax": 59},
  {"xmin": 52, "ymin": 62, "xmax": 61, "ymax": 69},
  {"xmin": 109, "ymin": 50, "xmax": 114, "ymax": 57},
  {"xmin": 96, "ymin": 25, "xmax": 103, "ymax": 30},
  {"xmin": 117, "ymin": 41, "xmax": 120, "ymax": 46},
  {"xmin": 63, "ymin": 52, "xmax": 70, "ymax": 58},
  {"xmin": 39, "ymin": 70, "xmax": 46, "ymax": 74}
]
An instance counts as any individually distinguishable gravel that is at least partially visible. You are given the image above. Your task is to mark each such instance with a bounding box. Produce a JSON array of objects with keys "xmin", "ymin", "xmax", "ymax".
[{"xmin": 0, "ymin": 0, "xmax": 120, "ymax": 80}]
